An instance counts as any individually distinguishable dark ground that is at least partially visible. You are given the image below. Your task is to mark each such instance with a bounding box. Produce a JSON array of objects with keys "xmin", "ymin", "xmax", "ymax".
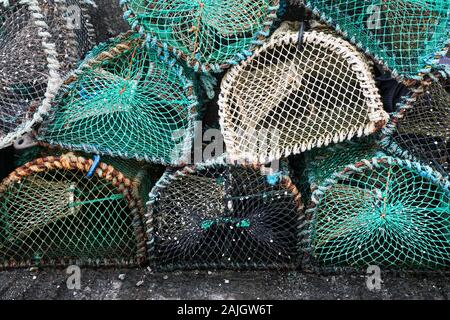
[{"xmin": 1, "ymin": 269, "xmax": 450, "ymax": 300}]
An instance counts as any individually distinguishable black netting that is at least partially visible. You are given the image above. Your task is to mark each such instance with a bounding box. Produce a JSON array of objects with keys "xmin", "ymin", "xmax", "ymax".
[{"xmin": 147, "ymin": 162, "xmax": 304, "ymax": 270}]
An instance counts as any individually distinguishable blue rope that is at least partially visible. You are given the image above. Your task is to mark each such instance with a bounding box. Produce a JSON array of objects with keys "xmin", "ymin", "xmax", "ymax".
[
  {"xmin": 86, "ymin": 155, "xmax": 101, "ymax": 178},
  {"xmin": 266, "ymin": 172, "xmax": 281, "ymax": 186}
]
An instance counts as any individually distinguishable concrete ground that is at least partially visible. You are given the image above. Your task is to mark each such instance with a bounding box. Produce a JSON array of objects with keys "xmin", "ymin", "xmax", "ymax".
[{"xmin": 1, "ymin": 269, "xmax": 450, "ymax": 300}]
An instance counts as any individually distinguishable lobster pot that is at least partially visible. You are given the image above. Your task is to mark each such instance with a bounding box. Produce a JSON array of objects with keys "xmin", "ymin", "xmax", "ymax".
[
  {"xmin": 304, "ymin": 155, "xmax": 450, "ymax": 270},
  {"xmin": 37, "ymin": 33, "xmax": 199, "ymax": 165},
  {"xmin": 302, "ymin": 0, "xmax": 450, "ymax": 79},
  {"xmin": 0, "ymin": 0, "xmax": 96, "ymax": 149},
  {"xmin": 121, "ymin": 0, "xmax": 280, "ymax": 73},
  {"xmin": 381, "ymin": 78, "xmax": 450, "ymax": 179},
  {"xmin": 147, "ymin": 161, "xmax": 304, "ymax": 270},
  {"xmin": 219, "ymin": 22, "xmax": 388, "ymax": 164},
  {"xmin": 0, "ymin": 154, "xmax": 151, "ymax": 268}
]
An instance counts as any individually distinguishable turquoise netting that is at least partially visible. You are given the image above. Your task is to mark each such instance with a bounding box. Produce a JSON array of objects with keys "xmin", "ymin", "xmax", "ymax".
[
  {"xmin": 305, "ymin": 156, "xmax": 450, "ymax": 270},
  {"xmin": 302, "ymin": 0, "xmax": 450, "ymax": 79},
  {"xmin": 37, "ymin": 33, "xmax": 199, "ymax": 165},
  {"xmin": 121, "ymin": 0, "xmax": 281, "ymax": 73}
]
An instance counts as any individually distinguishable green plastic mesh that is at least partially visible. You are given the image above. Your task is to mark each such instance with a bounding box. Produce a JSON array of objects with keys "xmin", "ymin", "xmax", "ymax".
[
  {"xmin": 305, "ymin": 156, "xmax": 450, "ymax": 270},
  {"xmin": 37, "ymin": 33, "xmax": 199, "ymax": 165},
  {"xmin": 306, "ymin": 138, "xmax": 381, "ymax": 188},
  {"xmin": 121, "ymin": 0, "xmax": 281, "ymax": 73},
  {"xmin": 147, "ymin": 160, "xmax": 303, "ymax": 270},
  {"xmin": 0, "ymin": 0, "xmax": 96, "ymax": 149},
  {"xmin": 302, "ymin": 0, "xmax": 450, "ymax": 79},
  {"xmin": 381, "ymin": 78, "xmax": 450, "ymax": 179},
  {"xmin": 219, "ymin": 22, "xmax": 387, "ymax": 164},
  {"xmin": 0, "ymin": 154, "xmax": 150, "ymax": 268}
]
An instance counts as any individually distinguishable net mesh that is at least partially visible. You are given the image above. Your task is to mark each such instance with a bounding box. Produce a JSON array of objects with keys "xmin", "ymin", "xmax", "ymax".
[
  {"xmin": 0, "ymin": 154, "xmax": 149, "ymax": 268},
  {"xmin": 305, "ymin": 138, "xmax": 381, "ymax": 189},
  {"xmin": 13, "ymin": 145, "xmax": 166, "ymax": 204},
  {"xmin": 121, "ymin": 0, "xmax": 280, "ymax": 73},
  {"xmin": 305, "ymin": 156, "xmax": 450, "ymax": 270},
  {"xmin": 147, "ymin": 160, "xmax": 303, "ymax": 270},
  {"xmin": 219, "ymin": 23, "xmax": 388, "ymax": 164},
  {"xmin": 0, "ymin": 0, "xmax": 96, "ymax": 149},
  {"xmin": 302, "ymin": 0, "xmax": 450, "ymax": 79},
  {"xmin": 381, "ymin": 78, "xmax": 450, "ymax": 179},
  {"xmin": 37, "ymin": 32, "xmax": 199, "ymax": 165}
]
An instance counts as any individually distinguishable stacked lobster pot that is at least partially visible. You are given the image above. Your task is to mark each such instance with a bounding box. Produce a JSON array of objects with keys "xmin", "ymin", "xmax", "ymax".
[
  {"xmin": 0, "ymin": 0, "xmax": 449, "ymax": 273},
  {"xmin": 0, "ymin": 153, "xmax": 155, "ymax": 267}
]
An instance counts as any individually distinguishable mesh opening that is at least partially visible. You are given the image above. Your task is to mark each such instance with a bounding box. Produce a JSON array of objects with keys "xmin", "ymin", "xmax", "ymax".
[
  {"xmin": 122, "ymin": 0, "xmax": 280, "ymax": 72},
  {"xmin": 219, "ymin": 25, "xmax": 387, "ymax": 163},
  {"xmin": 392, "ymin": 80, "xmax": 450, "ymax": 178},
  {"xmin": 148, "ymin": 163, "xmax": 303, "ymax": 270},
  {"xmin": 306, "ymin": 139, "xmax": 380, "ymax": 187},
  {"xmin": 303, "ymin": 0, "xmax": 450, "ymax": 78}
]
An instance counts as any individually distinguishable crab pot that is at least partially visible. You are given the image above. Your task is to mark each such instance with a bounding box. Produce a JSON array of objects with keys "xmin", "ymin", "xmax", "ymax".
[
  {"xmin": 121, "ymin": 0, "xmax": 280, "ymax": 73},
  {"xmin": 304, "ymin": 155, "xmax": 450, "ymax": 270},
  {"xmin": 0, "ymin": 154, "xmax": 153, "ymax": 268},
  {"xmin": 37, "ymin": 33, "xmax": 199, "ymax": 165},
  {"xmin": 0, "ymin": 0, "xmax": 96, "ymax": 149},
  {"xmin": 147, "ymin": 161, "xmax": 304, "ymax": 270},
  {"xmin": 218, "ymin": 22, "xmax": 388, "ymax": 165},
  {"xmin": 301, "ymin": 0, "xmax": 450, "ymax": 79}
]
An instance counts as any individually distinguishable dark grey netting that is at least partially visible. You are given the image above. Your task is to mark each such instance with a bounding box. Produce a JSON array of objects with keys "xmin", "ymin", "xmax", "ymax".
[
  {"xmin": 381, "ymin": 77, "xmax": 450, "ymax": 179},
  {"xmin": 147, "ymin": 160, "xmax": 304, "ymax": 270},
  {"xmin": 0, "ymin": 0, "xmax": 95, "ymax": 149}
]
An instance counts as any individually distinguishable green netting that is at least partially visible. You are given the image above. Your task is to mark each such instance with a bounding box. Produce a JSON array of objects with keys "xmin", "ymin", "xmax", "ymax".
[
  {"xmin": 0, "ymin": 154, "xmax": 151, "ymax": 268},
  {"xmin": 121, "ymin": 0, "xmax": 281, "ymax": 73},
  {"xmin": 306, "ymin": 138, "xmax": 382, "ymax": 188},
  {"xmin": 302, "ymin": 0, "xmax": 450, "ymax": 79},
  {"xmin": 380, "ymin": 77, "xmax": 450, "ymax": 179},
  {"xmin": 37, "ymin": 33, "xmax": 199, "ymax": 165},
  {"xmin": 305, "ymin": 156, "xmax": 450, "ymax": 270},
  {"xmin": 147, "ymin": 160, "xmax": 303, "ymax": 270}
]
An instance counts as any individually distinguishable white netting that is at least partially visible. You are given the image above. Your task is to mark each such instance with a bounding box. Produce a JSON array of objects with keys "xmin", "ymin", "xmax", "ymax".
[
  {"xmin": 219, "ymin": 22, "xmax": 388, "ymax": 164},
  {"xmin": 0, "ymin": 0, "xmax": 96, "ymax": 150}
]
